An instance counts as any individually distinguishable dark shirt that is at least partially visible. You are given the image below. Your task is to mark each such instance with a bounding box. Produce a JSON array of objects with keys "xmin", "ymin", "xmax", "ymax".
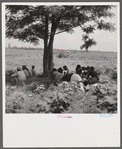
[
  {"xmin": 63, "ymin": 68, "xmax": 69, "ymax": 76},
  {"xmin": 89, "ymin": 70, "xmax": 98, "ymax": 78}
]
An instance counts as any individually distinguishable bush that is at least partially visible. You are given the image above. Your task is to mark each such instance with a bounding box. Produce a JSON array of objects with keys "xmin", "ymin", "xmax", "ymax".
[
  {"xmin": 58, "ymin": 52, "xmax": 69, "ymax": 58},
  {"xmin": 6, "ymin": 70, "xmax": 16, "ymax": 85},
  {"xmin": 111, "ymin": 70, "xmax": 117, "ymax": 81}
]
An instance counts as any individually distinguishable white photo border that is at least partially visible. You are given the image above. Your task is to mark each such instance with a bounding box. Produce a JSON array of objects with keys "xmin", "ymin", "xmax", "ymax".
[{"xmin": 2, "ymin": 2, "xmax": 120, "ymax": 147}]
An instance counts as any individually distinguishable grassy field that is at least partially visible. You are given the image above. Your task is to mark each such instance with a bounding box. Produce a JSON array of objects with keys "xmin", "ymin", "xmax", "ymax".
[
  {"xmin": 5, "ymin": 48, "xmax": 117, "ymax": 72},
  {"xmin": 5, "ymin": 48, "xmax": 117, "ymax": 114}
]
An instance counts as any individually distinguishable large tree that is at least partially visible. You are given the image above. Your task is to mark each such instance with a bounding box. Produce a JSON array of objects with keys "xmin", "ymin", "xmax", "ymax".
[{"xmin": 6, "ymin": 5, "xmax": 115, "ymax": 76}]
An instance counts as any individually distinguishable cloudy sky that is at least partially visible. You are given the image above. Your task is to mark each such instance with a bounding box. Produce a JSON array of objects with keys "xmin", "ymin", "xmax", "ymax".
[{"xmin": 5, "ymin": 5, "xmax": 118, "ymax": 52}]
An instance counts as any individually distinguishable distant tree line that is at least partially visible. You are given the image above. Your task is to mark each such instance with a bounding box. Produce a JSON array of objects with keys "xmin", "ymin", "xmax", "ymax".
[{"xmin": 6, "ymin": 46, "xmax": 43, "ymax": 50}]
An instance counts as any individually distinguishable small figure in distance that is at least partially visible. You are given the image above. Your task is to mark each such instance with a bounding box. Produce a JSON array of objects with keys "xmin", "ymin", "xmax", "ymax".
[
  {"xmin": 11, "ymin": 67, "xmax": 26, "ymax": 87},
  {"xmin": 70, "ymin": 66, "xmax": 85, "ymax": 92},
  {"xmin": 22, "ymin": 65, "xmax": 29, "ymax": 78}
]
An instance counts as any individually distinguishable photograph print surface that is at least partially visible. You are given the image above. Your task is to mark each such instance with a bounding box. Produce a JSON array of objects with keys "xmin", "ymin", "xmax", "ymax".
[
  {"xmin": 2, "ymin": 2, "xmax": 120, "ymax": 148},
  {"xmin": 4, "ymin": 3, "xmax": 119, "ymax": 114}
]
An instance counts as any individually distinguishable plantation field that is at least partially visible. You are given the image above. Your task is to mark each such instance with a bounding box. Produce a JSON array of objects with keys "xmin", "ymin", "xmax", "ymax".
[
  {"xmin": 5, "ymin": 48, "xmax": 117, "ymax": 72},
  {"xmin": 5, "ymin": 48, "xmax": 118, "ymax": 114}
]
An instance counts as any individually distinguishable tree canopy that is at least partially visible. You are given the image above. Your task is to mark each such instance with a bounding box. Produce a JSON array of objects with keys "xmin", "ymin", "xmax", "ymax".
[{"xmin": 6, "ymin": 5, "xmax": 116, "ymax": 76}]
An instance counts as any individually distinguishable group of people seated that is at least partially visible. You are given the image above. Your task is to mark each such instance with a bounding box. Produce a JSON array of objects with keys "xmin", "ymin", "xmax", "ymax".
[
  {"xmin": 11, "ymin": 65, "xmax": 38, "ymax": 85},
  {"xmin": 52, "ymin": 65, "xmax": 99, "ymax": 92},
  {"xmin": 11, "ymin": 63, "xmax": 99, "ymax": 91}
]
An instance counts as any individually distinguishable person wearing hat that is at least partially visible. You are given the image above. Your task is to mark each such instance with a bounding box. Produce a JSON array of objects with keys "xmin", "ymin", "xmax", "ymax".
[{"xmin": 11, "ymin": 67, "xmax": 26, "ymax": 85}]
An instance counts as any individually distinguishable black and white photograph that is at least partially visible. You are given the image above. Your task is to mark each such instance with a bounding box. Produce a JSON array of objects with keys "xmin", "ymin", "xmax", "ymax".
[
  {"xmin": 2, "ymin": 2, "xmax": 120, "ymax": 147},
  {"xmin": 4, "ymin": 3, "xmax": 119, "ymax": 114}
]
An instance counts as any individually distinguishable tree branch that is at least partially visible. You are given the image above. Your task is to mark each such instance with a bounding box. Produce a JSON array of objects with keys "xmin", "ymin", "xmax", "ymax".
[
  {"xmin": 55, "ymin": 24, "xmax": 83, "ymax": 35},
  {"xmin": 55, "ymin": 30, "xmax": 67, "ymax": 35}
]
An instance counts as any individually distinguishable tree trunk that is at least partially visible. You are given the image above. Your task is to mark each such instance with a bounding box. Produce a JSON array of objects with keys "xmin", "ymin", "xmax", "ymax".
[
  {"xmin": 43, "ymin": 16, "xmax": 60, "ymax": 76},
  {"xmin": 46, "ymin": 34, "xmax": 54, "ymax": 76},
  {"xmin": 43, "ymin": 15, "xmax": 49, "ymax": 77},
  {"xmin": 43, "ymin": 50, "xmax": 49, "ymax": 76},
  {"xmin": 86, "ymin": 48, "xmax": 88, "ymax": 52},
  {"xmin": 43, "ymin": 33, "xmax": 54, "ymax": 77},
  {"xmin": 48, "ymin": 43, "xmax": 53, "ymax": 73}
]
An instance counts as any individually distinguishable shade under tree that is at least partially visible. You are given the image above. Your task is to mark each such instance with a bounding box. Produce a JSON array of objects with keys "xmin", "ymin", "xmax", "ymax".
[{"xmin": 6, "ymin": 5, "xmax": 116, "ymax": 76}]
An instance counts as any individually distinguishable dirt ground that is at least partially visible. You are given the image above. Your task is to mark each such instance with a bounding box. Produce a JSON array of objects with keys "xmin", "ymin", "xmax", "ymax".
[{"xmin": 5, "ymin": 48, "xmax": 117, "ymax": 114}]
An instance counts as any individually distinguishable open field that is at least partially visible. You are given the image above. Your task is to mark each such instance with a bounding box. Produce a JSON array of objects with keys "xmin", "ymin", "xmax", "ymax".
[
  {"xmin": 5, "ymin": 48, "xmax": 117, "ymax": 72},
  {"xmin": 5, "ymin": 48, "xmax": 117, "ymax": 114}
]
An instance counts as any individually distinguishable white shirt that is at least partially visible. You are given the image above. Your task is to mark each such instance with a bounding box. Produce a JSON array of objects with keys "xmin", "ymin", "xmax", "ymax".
[
  {"xmin": 11, "ymin": 71, "xmax": 26, "ymax": 82},
  {"xmin": 70, "ymin": 74, "xmax": 85, "ymax": 91},
  {"xmin": 17, "ymin": 71, "xmax": 26, "ymax": 81},
  {"xmin": 70, "ymin": 74, "xmax": 82, "ymax": 83}
]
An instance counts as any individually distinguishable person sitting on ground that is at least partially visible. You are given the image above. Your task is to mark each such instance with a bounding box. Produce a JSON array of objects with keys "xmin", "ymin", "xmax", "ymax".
[
  {"xmin": 88, "ymin": 66, "xmax": 99, "ymax": 84},
  {"xmin": 76, "ymin": 64, "xmax": 82, "ymax": 70},
  {"xmin": 56, "ymin": 67, "xmax": 64, "ymax": 81},
  {"xmin": 22, "ymin": 65, "xmax": 29, "ymax": 78},
  {"xmin": 63, "ymin": 65, "xmax": 69, "ymax": 76},
  {"xmin": 70, "ymin": 66, "xmax": 85, "ymax": 92},
  {"xmin": 23, "ymin": 65, "xmax": 32, "ymax": 77},
  {"xmin": 62, "ymin": 65, "xmax": 70, "ymax": 81},
  {"xmin": 76, "ymin": 65, "xmax": 82, "ymax": 75},
  {"xmin": 86, "ymin": 66, "xmax": 90, "ymax": 72},
  {"xmin": 81, "ymin": 66, "xmax": 89, "ymax": 81},
  {"xmin": 78, "ymin": 66, "xmax": 90, "ymax": 91},
  {"xmin": 52, "ymin": 67, "xmax": 63, "ymax": 84},
  {"xmin": 11, "ymin": 67, "xmax": 26, "ymax": 86},
  {"xmin": 81, "ymin": 66, "xmax": 85, "ymax": 75},
  {"xmin": 83, "ymin": 66, "xmax": 90, "ymax": 79},
  {"xmin": 27, "ymin": 67, "xmax": 33, "ymax": 77},
  {"xmin": 83, "ymin": 67, "xmax": 89, "ymax": 79},
  {"xmin": 31, "ymin": 65, "xmax": 38, "ymax": 76},
  {"xmin": 52, "ymin": 68, "xmax": 58, "ymax": 79},
  {"xmin": 82, "ymin": 80, "xmax": 90, "ymax": 92}
]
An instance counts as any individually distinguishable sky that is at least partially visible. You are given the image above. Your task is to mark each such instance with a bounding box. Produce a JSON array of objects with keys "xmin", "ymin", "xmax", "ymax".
[{"xmin": 5, "ymin": 6, "xmax": 118, "ymax": 52}]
